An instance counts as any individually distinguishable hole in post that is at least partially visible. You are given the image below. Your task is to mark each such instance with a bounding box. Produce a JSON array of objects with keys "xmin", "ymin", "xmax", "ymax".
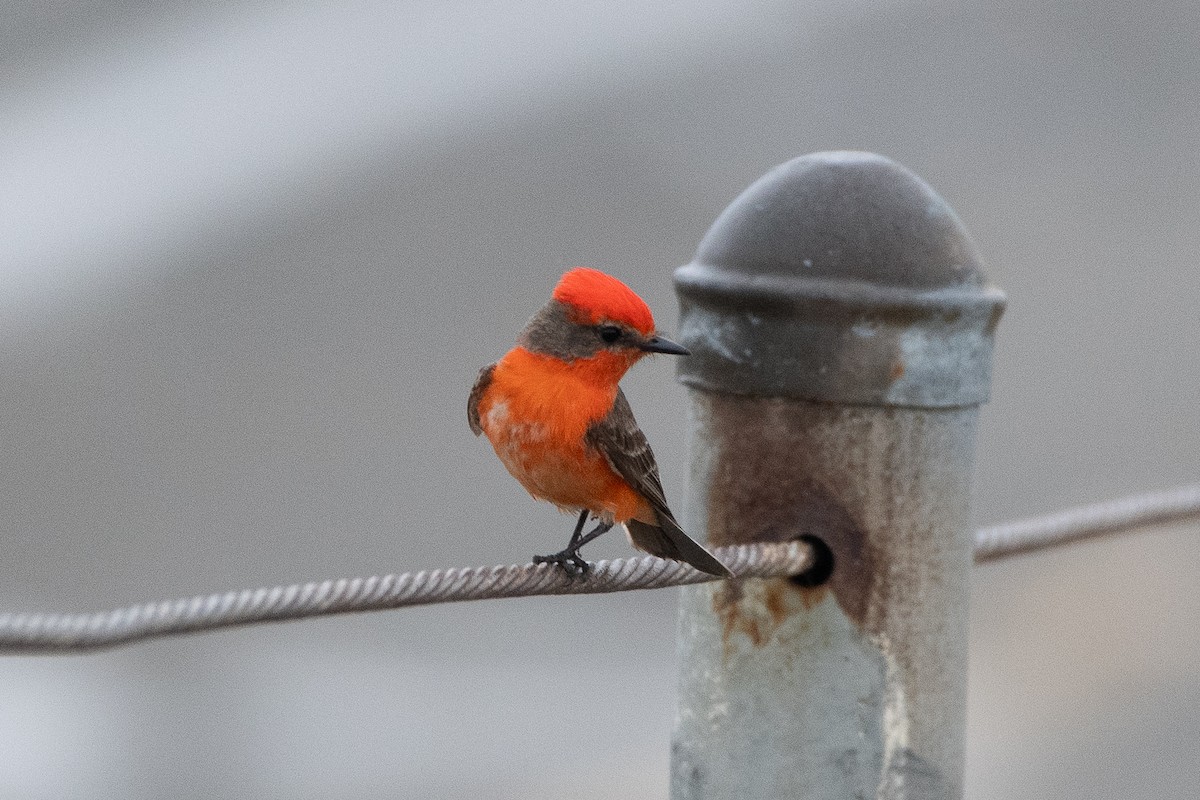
[{"xmin": 790, "ymin": 534, "xmax": 834, "ymax": 588}]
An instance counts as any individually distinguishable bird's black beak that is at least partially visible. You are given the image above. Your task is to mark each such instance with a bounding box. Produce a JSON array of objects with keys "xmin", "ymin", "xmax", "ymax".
[{"xmin": 639, "ymin": 335, "xmax": 690, "ymax": 356}]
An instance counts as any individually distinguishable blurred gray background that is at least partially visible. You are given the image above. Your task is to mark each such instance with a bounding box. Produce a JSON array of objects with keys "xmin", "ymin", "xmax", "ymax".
[{"xmin": 2, "ymin": 0, "xmax": 1198, "ymax": 797}]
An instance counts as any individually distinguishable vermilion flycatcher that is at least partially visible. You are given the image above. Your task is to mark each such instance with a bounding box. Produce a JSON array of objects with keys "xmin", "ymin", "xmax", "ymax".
[{"xmin": 469, "ymin": 268, "xmax": 731, "ymax": 577}]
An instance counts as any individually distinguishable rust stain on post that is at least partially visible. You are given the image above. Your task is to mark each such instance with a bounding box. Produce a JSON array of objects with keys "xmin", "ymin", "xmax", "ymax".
[
  {"xmin": 762, "ymin": 581, "xmax": 792, "ymax": 622},
  {"xmin": 703, "ymin": 395, "xmax": 879, "ymax": 628},
  {"xmin": 793, "ymin": 582, "xmax": 828, "ymax": 611},
  {"xmin": 712, "ymin": 577, "xmax": 810, "ymax": 654}
]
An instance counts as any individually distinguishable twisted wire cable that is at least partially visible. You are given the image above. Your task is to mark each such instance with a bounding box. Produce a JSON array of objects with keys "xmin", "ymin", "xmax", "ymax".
[
  {"xmin": 973, "ymin": 483, "xmax": 1200, "ymax": 563},
  {"xmin": 0, "ymin": 541, "xmax": 812, "ymax": 654},
  {"xmin": 3, "ymin": 484, "xmax": 1198, "ymax": 654}
]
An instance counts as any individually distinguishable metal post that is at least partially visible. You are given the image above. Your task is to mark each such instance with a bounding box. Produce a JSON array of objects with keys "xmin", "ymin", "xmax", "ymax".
[{"xmin": 669, "ymin": 152, "xmax": 1005, "ymax": 800}]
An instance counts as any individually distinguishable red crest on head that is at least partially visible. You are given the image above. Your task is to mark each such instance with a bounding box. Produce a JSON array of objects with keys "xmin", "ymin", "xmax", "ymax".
[{"xmin": 551, "ymin": 268, "xmax": 656, "ymax": 335}]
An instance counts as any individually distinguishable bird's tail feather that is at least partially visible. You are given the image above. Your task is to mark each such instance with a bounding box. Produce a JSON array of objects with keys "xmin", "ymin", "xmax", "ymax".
[{"xmin": 626, "ymin": 516, "xmax": 732, "ymax": 578}]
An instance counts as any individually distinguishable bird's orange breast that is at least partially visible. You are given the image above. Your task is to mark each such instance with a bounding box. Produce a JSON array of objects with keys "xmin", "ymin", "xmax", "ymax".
[{"xmin": 476, "ymin": 347, "xmax": 649, "ymax": 522}]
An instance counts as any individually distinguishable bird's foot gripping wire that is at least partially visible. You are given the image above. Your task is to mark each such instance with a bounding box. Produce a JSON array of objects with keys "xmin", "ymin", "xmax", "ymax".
[
  {"xmin": 533, "ymin": 511, "xmax": 612, "ymax": 578},
  {"xmin": 532, "ymin": 549, "xmax": 591, "ymax": 577}
]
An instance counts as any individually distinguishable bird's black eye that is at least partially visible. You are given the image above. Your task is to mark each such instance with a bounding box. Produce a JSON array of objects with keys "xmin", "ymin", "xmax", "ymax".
[{"xmin": 598, "ymin": 325, "xmax": 622, "ymax": 344}]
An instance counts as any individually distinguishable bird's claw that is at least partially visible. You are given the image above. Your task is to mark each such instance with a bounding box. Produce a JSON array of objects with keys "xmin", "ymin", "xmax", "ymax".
[{"xmin": 533, "ymin": 550, "xmax": 591, "ymax": 577}]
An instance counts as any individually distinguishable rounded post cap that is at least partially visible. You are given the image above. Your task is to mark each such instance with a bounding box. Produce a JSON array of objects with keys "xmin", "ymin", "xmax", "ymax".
[{"xmin": 675, "ymin": 151, "xmax": 1006, "ymax": 408}]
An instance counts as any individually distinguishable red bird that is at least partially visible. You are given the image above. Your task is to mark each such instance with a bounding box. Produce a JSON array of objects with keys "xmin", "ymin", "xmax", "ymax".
[{"xmin": 469, "ymin": 268, "xmax": 731, "ymax": 577}]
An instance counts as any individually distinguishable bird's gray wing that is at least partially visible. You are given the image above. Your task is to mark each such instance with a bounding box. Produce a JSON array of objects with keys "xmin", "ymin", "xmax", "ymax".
[
  {"xmin": 585, "ymin": 389, "xmax": 731, "ymax": 577},
  {"xmin": 585, "ymin": 389, "xmax": 670, "ymax": 510},
  {"xmin": 467, "ymin": 363, "xmax": 496, "ymax": 436}
]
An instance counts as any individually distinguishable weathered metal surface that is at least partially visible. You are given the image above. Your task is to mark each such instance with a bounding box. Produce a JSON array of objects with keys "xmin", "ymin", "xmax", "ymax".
[
  {"xmin": 672, "ymin": 398, "xmax": 977, "ymax": 799},
  {"xmin": 670, "ymin": 152, "xmax": 1004, "ymax": 799},
  {"xmin": 674, "ymin": 151, "xmax": 1005, "ymax": 408}
]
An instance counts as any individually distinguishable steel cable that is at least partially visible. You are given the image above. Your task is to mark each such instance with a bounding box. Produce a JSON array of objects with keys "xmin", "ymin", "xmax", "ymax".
[
  {"xmin": 2, "ymin": 484, "xmax": 1198, "ymax": 654},
  {"xmin": 0, "ymin": 541, "xmax": 812, "ymax": 654},
  {"xmin": 973, "ymin": 483, "xmax": 1200, "ymax": 563}
]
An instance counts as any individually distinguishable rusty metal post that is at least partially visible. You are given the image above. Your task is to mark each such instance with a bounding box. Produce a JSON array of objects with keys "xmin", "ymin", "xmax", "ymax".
[{"xmin": 670, "ymin": 152, "xmax": 1005, "ymax": 800}]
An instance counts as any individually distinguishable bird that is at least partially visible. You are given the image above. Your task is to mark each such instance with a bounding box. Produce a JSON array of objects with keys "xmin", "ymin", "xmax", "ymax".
[{"xmin": 468, "ymin": 267, "xmax": 731, "ymax": 578}]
